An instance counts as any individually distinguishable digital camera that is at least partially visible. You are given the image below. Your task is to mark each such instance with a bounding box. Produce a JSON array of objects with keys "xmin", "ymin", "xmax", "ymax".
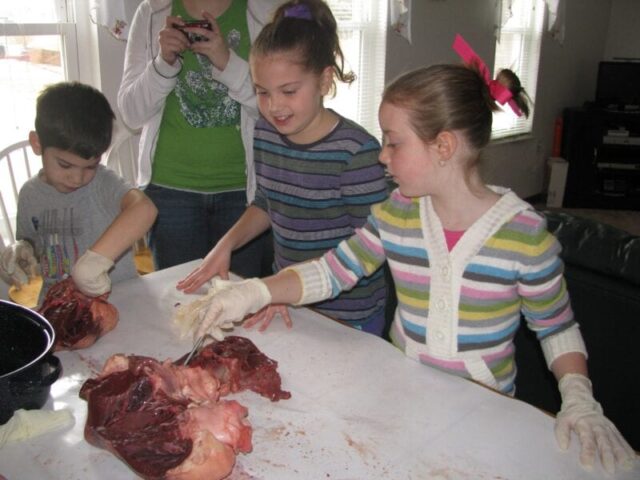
[{"xmin": 175, "ymin": 20, "xmax": 212, "ymax": 43}]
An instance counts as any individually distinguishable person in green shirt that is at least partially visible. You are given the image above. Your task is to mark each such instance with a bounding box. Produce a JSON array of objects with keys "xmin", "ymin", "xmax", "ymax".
[{"xmin": 118, "ymin": 0, "xmax": 283, "ymax": 273}]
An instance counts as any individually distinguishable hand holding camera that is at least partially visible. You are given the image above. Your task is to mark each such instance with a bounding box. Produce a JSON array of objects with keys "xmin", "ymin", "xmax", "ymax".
[
  {"xmin": 174, "ymin": 20, "xmax": 213, "ymax": 44},
  {"xmin": 159, "ymin": 12, "xmax": 230, "ymax": 71},
  {"xmin": 186, "ymin": 12, "xmax": 231, "ymax": 71},
  {"xmin": 158, "ymin": 15, "xmax": 192, "ymax": 65}
]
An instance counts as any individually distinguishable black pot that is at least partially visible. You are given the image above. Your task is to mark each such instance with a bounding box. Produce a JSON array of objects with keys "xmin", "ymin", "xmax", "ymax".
[{"xmin": 0, "ymin": 299, "xmax": 62, "ymax": 425}]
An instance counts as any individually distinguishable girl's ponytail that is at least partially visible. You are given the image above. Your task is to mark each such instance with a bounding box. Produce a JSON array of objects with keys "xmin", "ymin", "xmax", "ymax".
[{"xmin": 252, "ymin": 0, "xmax": 355, "ymax": 94}]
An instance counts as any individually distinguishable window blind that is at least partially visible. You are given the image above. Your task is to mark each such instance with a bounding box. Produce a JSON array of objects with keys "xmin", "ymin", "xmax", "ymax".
[
  {"xmin": 325, "ymin": 0, "xmax": 388, "ymax": 140},
  {"xmin": 492, "ymin": 0, "xmax": 545, "ymax": 139}
]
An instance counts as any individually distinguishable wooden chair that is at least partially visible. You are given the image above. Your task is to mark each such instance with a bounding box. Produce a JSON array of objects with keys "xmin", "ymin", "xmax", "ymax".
[
  {"xmin": 0, "ymin": 140, "xmax": 40, "ymax": 244},
  {"xmin": 0, "ymin": 141, "xmax": 43, "ymax": 305},
  {"xmin": 103, "ymin": 128, "xmax": 139, "ymax": 186},
  {"xmin": 0, "ymin": 231, "xmax": 10, "ymax": 301}
]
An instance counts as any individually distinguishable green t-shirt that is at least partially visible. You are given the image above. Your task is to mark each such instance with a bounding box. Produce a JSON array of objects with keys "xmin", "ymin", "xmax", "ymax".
[{"xmin": 152, "ymin": 0, "xmax": 250, "ymax": 192}]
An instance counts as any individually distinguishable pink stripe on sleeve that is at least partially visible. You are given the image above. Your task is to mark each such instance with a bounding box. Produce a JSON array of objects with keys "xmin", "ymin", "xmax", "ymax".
[
  {"xmin": 325, "ymin": 251, "xmax": 358, "ymax": 285},
  {"xmin": 357, "ymin": 228, "xmax": 385, "ymax": 255}
]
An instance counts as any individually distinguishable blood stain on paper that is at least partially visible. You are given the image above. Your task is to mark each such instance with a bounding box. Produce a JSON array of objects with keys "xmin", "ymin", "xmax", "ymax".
[
  {"xmin": 228, "ymin": 464, "xmax": 261, "ymax": 480},
  {"xmin": 254, "ymin": 457, "xmax": 287, "ymax": 469},
  {"xmin": 263, "ymin": 424, "xmax": 288, "ymax": 439},
  {"xmin": 264, "ymin": 459, "xmax": 286, "ymax": 469},
  {"xmin": 427, "ymin": 466, "xmax": 494, "ymax": 479},
  {"xmin": 343, "ymin": 432, "xmax": 374, "ymax": 459},
  {"xmin": 77, "ymin": 352, "xmax": 102, "ymax": 374}
]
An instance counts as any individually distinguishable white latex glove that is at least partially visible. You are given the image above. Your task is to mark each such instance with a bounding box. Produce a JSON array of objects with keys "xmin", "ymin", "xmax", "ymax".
[
  {"xmin": 0, "ymin": 240, "xmax": 39, "ymax": 290},
  {"xmin": 71, "ymin": 250, "xmax": 114, "ymax": 296},
  {"xmin": 195, "ymin": 278, "xmax": 272, "ymax": 340},
  {"xmin": 555, "ymin": 373, "xmax": 635, "ymax": 474},
  {"xmin": 0, "ymin": 408, "xmax": 74, "ymax": 447}
]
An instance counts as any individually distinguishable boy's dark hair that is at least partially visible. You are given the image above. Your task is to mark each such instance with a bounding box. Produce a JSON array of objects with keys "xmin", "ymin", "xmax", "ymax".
[{"xmin": 35, "ymin": 81, "xmax": 115, "ymax": 159}]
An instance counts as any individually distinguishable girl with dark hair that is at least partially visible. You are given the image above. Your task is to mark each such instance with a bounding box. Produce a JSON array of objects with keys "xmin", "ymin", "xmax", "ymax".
[{"xmin": 178, "ymin": 0, "xmax": 389, "ymax": 336}]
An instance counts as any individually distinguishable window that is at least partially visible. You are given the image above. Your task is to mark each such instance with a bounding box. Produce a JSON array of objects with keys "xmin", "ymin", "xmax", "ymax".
[
  {"xmin": 325, "ymin": 0, "xmax": 388, "ymax": 140},
  {"xmin": 0, "ymin": 1, "xmax": 79, "ymax": 149},
  {"xmin": 492, "ymin": 0, "xmax": 545, "ymax": 139},
  {"xmin": 0, "ymin": 0, "xmax": 80, "ymax": 242}
]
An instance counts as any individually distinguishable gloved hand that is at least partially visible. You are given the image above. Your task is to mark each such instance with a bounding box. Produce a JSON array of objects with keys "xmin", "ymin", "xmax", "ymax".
[
  {"xmin": 0, "ymin": 240, "xmax": 39, "ymax": 290},
  {"xmin": 71, "ymin": 250, "xmax": 114, "ymax": 297},
  {"xmin": 555, "ymin": 373, "xmax": 635, "ymax": 474},
  {"xmin": 194, "ymin": 278, "xmax": 271, "ymax": 340}
]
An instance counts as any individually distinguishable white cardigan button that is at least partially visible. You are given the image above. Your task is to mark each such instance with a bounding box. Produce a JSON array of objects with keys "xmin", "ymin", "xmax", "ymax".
[{"xmin": 441, "ymin": 265, "xmax": 450, "ymax": 278}]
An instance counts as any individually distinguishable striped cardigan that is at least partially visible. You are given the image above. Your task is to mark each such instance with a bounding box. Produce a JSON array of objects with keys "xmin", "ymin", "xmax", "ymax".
[
  {"xmin": 320, "ymin": 187, "xmax": 586, "ymax": 393},
  {"xmin": 252, "ymin": 113, "xmax": 389, "ymax": 334}
]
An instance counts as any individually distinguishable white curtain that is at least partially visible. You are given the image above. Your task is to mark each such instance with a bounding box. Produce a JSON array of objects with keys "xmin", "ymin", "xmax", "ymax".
[
  {"xmin": 90, "ymin": 0, "xmax": 142, "ymax": 40},
  {"xmin": 496, "ymin": 0, "xmax": 565, "ymax": 44},
  {"xmin": 389, "ymin": 0, "xmax": 411, "ymax": 44},
  {"xmin": 494, "ymin": 0, "xmax": 511, "ymax": 40},
  {"xmin": 543, "ymin": 0, "xmax": 565, "ymax": 44}
]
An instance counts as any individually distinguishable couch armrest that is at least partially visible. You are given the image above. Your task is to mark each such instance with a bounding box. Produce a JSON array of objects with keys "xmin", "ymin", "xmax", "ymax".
[{"xmin": 542, "ymin": 210, "xmax": 640, "ymax": 286}]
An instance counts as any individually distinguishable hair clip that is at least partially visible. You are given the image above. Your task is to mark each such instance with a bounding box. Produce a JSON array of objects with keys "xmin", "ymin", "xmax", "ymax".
[
  {"xmin": 284, "ymin": 4, "xmax": 313, "ymax": 20},
  {"xmin": 452, "ymin": 34, "xmax": 522, "ymax": 117}
]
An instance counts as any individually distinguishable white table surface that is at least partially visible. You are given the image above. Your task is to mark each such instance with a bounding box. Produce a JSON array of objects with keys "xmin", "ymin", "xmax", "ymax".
[{"xmin": 0, "ymin": 260, "xmax": 637, "ymax": 480}]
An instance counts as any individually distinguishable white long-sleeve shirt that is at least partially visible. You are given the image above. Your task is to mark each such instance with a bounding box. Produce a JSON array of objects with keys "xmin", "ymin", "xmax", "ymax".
[{"xmin": 117, "ymin": 0, "xmax": 284, "ymax": 200}]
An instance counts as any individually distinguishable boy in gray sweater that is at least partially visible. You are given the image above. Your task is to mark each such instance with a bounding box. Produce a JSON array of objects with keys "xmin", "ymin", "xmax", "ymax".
[{"xmin": 12, "ymin": 82, "xmax": 157, "ymax": 303}]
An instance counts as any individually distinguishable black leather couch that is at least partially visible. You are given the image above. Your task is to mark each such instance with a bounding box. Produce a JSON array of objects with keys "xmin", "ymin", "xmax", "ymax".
[{"xmin": 514, "ymin": 210, "xmax": 640, "ymax": 451}]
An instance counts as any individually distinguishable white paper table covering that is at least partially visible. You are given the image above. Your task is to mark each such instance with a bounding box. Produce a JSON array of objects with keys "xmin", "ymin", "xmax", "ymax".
[{"xmin": 0, "ymin": 260, "xmax": 637, "ymax": 479}]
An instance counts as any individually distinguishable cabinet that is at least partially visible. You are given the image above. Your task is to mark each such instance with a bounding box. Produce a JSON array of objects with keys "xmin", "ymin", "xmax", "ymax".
[{"xmin": 562, "ymin": 106, "xmax": 640, "ymax": 209}]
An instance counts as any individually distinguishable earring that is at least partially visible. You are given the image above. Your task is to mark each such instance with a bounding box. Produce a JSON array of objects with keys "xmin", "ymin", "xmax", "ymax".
[{"xmin": 439, "ymin": 160, "xmax": 446, "ymax": 167}]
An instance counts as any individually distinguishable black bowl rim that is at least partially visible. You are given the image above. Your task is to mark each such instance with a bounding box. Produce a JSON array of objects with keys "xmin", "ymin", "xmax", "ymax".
[{"xmin": 0, "ymin": 299, "xmax": 56, "ymax": 379}]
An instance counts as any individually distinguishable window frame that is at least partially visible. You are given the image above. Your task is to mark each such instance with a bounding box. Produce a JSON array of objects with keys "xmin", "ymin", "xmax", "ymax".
[
  {"xmin": 325, "ymin": 0, "xmax": 388, "ymax": 140},
  {"xmin": 491, "ymin": 0, "xmax": 545, "ymax": 140},
  {"xmin": 0, "ymin": 1, "xmax": 82, "ymax": 243},
  {"xmin": 0, "ymin": 22, "xmax": 79, "ymax": 80}
]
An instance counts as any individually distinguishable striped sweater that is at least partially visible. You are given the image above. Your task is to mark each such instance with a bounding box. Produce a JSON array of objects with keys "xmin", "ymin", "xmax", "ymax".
[
  {"xmin": 252, "ymin": 113, "xmax": 389, "ymax": 334},
  {"xmin": 319, "ymin": 187, "xmax": 586, "ymax": 393}
]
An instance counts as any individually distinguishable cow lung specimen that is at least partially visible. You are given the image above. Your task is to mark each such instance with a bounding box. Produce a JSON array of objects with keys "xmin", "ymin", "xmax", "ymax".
[
  {"xmin": 182, "ymin": 336, "xmax": 291, "ymax": 401},
  {"xmin": 80, "ymin": 337, "xmax": 289, "ymax": 479},
  {"xmin": 80, "ymin": 354, "xmax": 252, "ymax": 480},
  {"xmin": 38, "ymin": 278, "xmax": 118, "ymax": 350}
]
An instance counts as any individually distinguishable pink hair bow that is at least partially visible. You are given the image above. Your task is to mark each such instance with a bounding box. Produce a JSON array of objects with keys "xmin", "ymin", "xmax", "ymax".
[{"xmin": 452, "ymin": 34, "xmax": 523, "ymax": 117}]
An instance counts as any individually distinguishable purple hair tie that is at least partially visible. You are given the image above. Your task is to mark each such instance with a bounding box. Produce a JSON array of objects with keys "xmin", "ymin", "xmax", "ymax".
[{"xmin": 284, "ymin": 4, "xmax": 313, "ymax": 20}]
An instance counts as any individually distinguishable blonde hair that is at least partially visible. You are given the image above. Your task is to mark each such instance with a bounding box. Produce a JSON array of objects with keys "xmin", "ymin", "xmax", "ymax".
[{"xmin": 382, "ymin": 64, "xmax": 530, "ymax": 151}]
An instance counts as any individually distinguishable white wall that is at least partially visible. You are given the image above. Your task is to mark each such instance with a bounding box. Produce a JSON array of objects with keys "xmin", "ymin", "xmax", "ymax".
[
  {"xmin": 604, "ymin": 0, "xmax": 640, "ymax": 60},
  {"xmin": 93, "ymin": 28, "xmax": 129, "ymax": 133},
  {"xmin": 96, "ymin": 29, "xmax": 126, "ymax": 119},
  {"xmin": 385, "ymin": 0, "xmax": 614, "ymax": 199},
  {"xmin": 488, "ymin": 0, "xmax": 613, "ymax": 198},
  {"xmin": 93, "ymin": 0, "xmax": 638, "ymax": 199}
]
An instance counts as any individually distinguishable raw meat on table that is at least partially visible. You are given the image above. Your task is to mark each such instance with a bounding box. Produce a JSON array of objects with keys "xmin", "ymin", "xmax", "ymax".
[
  {"xmin": 38, "ymin": 278, "xmax": 118, "ymax": 350},
  {"xmin": 178, "ymin": 335, "xmax": 291, "ymax": 401},
  {"xmin": 80, "ymin": 336, "xmax": 289, "ymax": 480}
]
